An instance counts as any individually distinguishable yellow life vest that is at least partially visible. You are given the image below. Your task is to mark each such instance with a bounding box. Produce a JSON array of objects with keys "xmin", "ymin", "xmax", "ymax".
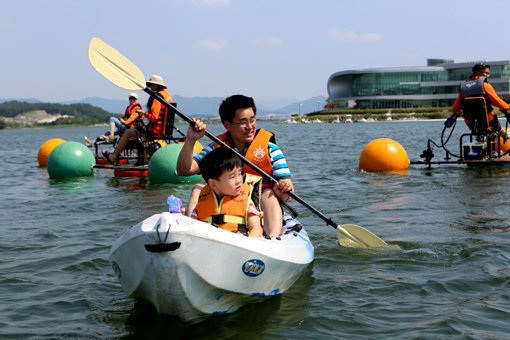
[{"xmin": 196, "ymin": 174, "xmax": 263, "ymax": 233}]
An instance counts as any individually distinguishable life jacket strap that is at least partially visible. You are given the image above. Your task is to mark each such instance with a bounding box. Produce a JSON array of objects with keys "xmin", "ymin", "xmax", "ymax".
[{"xmin": 204, "ymin": 214, "xmax": 246, "ymax": 226}]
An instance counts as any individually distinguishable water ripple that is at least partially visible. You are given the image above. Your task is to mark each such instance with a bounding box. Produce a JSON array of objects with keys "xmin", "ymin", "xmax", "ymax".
[{"xmin": 2, "ymin": 124, "xmax": 510, "ymax": 338}]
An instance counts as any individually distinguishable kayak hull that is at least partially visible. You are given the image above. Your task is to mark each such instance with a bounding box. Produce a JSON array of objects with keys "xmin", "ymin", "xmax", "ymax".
[{"xmin": 109, "ymin": 213, "xmax": 314, "ymax": 322}]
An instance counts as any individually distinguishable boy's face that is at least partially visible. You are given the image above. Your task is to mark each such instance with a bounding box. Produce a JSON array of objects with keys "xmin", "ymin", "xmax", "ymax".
[{"xmin": 209, "ymin": 166, "xmax": 243, "ymax": 198}]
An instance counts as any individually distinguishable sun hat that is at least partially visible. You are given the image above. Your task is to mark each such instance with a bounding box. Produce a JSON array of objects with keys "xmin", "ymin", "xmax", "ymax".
[
  {"xmin": 128, "ymin": 92, "xmax": 138, "ymax": 99},
  {"xmin": 146, "ymin": 75, "xmax": 167, "ymax": 89}
]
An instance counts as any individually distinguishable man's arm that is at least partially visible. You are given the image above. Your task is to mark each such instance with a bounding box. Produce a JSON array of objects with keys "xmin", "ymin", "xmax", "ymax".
[
  {"xmin": 176, "ymin": 119, "xmax": 206, "ymax": 176},
  {"xmin": 484, "ymin": 83, "xmax": 510, "ymax": 111},
  {"xmin": 268, "ymin": 142, "xmax": 294, "ymax": 200},
  {"xmin": 452, "ymin": 93, "xmax": 462, "ymax": 114},
  {"xmin": 123, "ymin": 107, "xmax": 140, "ymax": 126}
]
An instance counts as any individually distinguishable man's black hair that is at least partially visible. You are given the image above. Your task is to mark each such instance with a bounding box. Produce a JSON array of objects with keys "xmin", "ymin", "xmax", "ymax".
[
  {"xmin": 219, "ymin": 94, "xmax": 257, "ymax": 123},
  {"xmin": 199, "ymin": 147, "xmax": 242, "ymax": 182}
]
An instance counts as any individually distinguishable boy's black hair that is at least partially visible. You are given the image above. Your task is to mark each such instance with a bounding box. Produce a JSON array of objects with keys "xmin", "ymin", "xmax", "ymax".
[
  {"xmin": 199, "ymin": 147, "xmax": 242, "ymax": 182},
  {"xmin": 219, "ymin": 94, "xmax": 257, "ymax": 123}
]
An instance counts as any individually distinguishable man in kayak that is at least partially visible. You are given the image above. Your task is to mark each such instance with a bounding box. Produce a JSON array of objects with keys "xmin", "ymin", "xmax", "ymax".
[
  {"xmin": 177, "ymin": 94, "xmax": 294, "ymax": 237},
  {"xmin": 85, "ymin": 92, "xmax": 142, "ymax": 146},
  {"xmin": 447, "ymin": 62, "xmax": 510, "ymax": 138},
  {"xmin": 190, "ymin": 147, "xmax": 263, "ymax": 238},
  {"xmin": 102, "ymin": 75, "xmax": 172, "ymax": 165}
]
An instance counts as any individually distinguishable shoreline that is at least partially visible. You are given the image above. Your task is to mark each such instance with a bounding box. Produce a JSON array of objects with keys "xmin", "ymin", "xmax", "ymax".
[{"xmin": 280, "ymin": 118, "xmax": 446, "ymax": 124}]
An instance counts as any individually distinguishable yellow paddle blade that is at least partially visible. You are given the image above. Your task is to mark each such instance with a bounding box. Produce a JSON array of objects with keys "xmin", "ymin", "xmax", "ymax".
[
  {"xmin": 337, "ymin": 224, "xmax": 388, "ymax": 248},
  {"xmin": 88, "ymin": 37, "xmax": 146, "ymax": 90}
]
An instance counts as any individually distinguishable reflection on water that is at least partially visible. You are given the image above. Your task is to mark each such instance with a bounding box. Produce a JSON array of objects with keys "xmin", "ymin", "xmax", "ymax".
[
  {"xmin": 48, "ymin": 176, "xmax": 96, "ymax": 191},
  {"xmin": 105, "ymin": 176, "xmax": 150, "ymax": 190},
  {"xmin": 370, "ymin": 196, "xmax": 409, "ymax": 211}
]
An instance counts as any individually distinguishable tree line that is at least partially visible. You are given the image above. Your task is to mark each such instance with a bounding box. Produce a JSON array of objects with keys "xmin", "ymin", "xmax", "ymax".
[{"xmin": 0, "ymin": 101, "xmax": 115, "ymax": 128}]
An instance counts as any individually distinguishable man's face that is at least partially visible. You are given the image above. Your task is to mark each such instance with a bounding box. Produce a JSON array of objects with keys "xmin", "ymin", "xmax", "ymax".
[
  {"xmin": 224, "ymin": 107, "xmax": 257, "ymax": 146},
  {"xmin": 479, "ymin": 67, "xmax": 490, "ymax": 78}
]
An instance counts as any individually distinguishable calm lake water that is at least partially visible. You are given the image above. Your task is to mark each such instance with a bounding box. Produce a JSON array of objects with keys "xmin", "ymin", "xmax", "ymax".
[{"xmin": 1, "ymin": 121, "xmax": 509, "ymax": 339}]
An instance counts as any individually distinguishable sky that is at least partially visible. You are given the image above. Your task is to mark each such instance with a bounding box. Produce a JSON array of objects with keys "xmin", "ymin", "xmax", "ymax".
[{"xmin": 2, "ymin": 0, "xmax": 510, "ymax": 108}]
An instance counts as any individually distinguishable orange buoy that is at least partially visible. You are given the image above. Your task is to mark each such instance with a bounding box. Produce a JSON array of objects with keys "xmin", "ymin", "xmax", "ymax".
[
  {"xmin": 152, "ymin": 139, "xmax": 167, "ymax": 147},
  {"xmin": 37, "ymin": 138, "xmax": 66, "ymax": 167},
  {"xmin": 498, "ymin": 128, "xmax": 510, "ymax": 153},
  {"xmin": 194, "ymin": 141, "xmax": 203, "ymax": 154},
  {"xmin": 178, "ymin": 141, "xmax": 203, "ymax": 155},
  {"xmin": 359, "ymin": 138, "xmax": 409, "ymax": 171}
]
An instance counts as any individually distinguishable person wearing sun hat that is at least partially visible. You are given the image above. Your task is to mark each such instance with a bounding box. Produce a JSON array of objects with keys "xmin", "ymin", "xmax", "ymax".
[
  {"xmin": 143, "ymin": 75, "xmax": 172, "ymax": 137},
  {"xmin": 85, "ymin": 92, "xmax": 143, "ymax": 146},
  {"xmin": 102, "ymin": 75, "xmax": 173, "ymax": 165},
  {"xmin": 146, "ymin": 75, "xmax": 167, "ymax": 89}
]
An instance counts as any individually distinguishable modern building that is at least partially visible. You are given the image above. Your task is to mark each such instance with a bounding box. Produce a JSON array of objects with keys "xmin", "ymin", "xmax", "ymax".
[{"xmin": 327, "ymin": 59, "xmax": 510, "ymax": 109}]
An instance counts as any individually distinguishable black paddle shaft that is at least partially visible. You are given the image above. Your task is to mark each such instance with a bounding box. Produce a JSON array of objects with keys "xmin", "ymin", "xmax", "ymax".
[{"xmin": 146, "ymin": 87, "xmax": 338, "ymax": 229}]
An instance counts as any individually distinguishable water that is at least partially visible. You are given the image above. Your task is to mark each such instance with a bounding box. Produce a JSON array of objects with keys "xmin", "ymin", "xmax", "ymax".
[{"xmin": 1, "ymin": 121, "xmax": 509, "ymax": 339}]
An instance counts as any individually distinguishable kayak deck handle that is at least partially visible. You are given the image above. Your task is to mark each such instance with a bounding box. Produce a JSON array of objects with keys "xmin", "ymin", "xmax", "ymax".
[{"xmin": 144, "ymin": 242, "xmax": 181, "ymax": 253}]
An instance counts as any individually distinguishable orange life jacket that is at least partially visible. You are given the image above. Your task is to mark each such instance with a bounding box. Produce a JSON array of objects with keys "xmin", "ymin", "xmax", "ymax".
[
  {"xmin": 122, "ymin": 102, "xmax": 142, "ymax": 128},
  {"xmin": 196, "ymin": 174, "xmax": 262, "ymax": 233},
  {"xmin": 146, "ymin": 90, "xmax": 172, "ymax": 136},
  {"xmin": 214, "ymin": 128, "xmax": 273, "ymax": 187}
]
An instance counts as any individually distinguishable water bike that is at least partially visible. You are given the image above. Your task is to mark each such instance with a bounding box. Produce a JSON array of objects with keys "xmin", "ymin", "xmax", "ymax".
[
  {"xmin": 412, "ymin": 99, "xmax": 510, "ymax": 167},
  {"xmin": 88, "ymin": 104, "xmax": 191, "ymax": 176}
]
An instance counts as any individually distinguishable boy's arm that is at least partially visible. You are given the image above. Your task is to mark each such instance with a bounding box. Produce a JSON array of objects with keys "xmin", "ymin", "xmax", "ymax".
[
  {"xmin": 186, "ymin": 184, "xmax": 205, "ymax": 217},
  {"xmin": 247, "ymin": 214, "xmax": 262, "ymax": 238},
  {"xmin": 247, "ymin": 199, "xmax": 262, "ymax": 238}
]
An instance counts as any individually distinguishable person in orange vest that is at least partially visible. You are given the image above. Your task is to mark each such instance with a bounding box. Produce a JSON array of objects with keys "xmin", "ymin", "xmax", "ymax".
[
  {"xmin": 189, "ymin": 147, "xmax": 263, "ymax": 238},
  {"xmin": 102, "ymin": 75, "xmax": 172, "ymax": 165},
  {"xmin": 177, "ymin": 94, "xmax": 294, "ymax": 237},
  {"xmin": 448, "ymin": 63, "xmax": 510, "ymax": 138},
  {"xmin": 85, "ymin": 92, "xmax": 142, "ymax": 146}
]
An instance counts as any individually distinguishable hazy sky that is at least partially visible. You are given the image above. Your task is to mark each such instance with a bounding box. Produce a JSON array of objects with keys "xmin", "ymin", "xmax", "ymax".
[{"xmin": 2, "ymin": 0, "xmax": 510, "ymax": 107}]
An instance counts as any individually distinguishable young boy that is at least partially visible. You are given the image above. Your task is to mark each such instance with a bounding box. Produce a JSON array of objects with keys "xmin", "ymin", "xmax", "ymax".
[{"xmin": 190, "ymin": 147, "xmax": 263, "ymax": 238}]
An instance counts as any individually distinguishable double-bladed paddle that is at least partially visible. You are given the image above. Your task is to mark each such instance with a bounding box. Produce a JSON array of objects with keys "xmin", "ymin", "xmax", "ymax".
[{"xmin": 88, "ymin": 37, "xmax": 388, "ymax": 249}]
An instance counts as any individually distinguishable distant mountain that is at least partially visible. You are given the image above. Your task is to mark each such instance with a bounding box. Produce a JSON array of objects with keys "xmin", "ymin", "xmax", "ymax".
[
  {"xmin": 0, "ymin": 98, "xmax": 41, "ymax": 104},
  {"xmin": 172, "ymin": 95, "xmax": 223, "ymax": 116},
  {"xmin": 62, "ymin": 97, "xmax": 126, "ymax": 114},
  {"xmin": 63, "ymin": 95, "xmax": 223, "ymax": 116},
  {"xmin": 0, "ymin": 95, "xmax": 329, "ymax": 118},
  {"xmin": 276, "ymin": 96, "xmax": 328, "ymax": 115}
]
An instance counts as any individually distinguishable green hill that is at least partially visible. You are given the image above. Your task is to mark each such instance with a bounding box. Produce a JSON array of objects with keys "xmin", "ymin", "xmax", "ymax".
[{"xmin": 0, "ymin": 101, "xmax": 114, "ymax": 129}]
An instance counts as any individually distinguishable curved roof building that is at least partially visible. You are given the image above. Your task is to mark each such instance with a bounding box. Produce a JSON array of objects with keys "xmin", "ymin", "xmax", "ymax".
[{"xmin": 327, "ymin": 59, "xmax": 510, "ymax": 109}]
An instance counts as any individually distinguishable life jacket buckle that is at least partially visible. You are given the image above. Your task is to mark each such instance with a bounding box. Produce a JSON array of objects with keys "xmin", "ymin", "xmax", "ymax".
[{"xmin": 211, "ymin": 214, "xmax": 225, "ymax": 225}]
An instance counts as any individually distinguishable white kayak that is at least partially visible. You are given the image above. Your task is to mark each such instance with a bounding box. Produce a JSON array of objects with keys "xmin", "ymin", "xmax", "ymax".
[{"xmin": 109, "ymin": 212, "xmax": 314, "ymax": 322}]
